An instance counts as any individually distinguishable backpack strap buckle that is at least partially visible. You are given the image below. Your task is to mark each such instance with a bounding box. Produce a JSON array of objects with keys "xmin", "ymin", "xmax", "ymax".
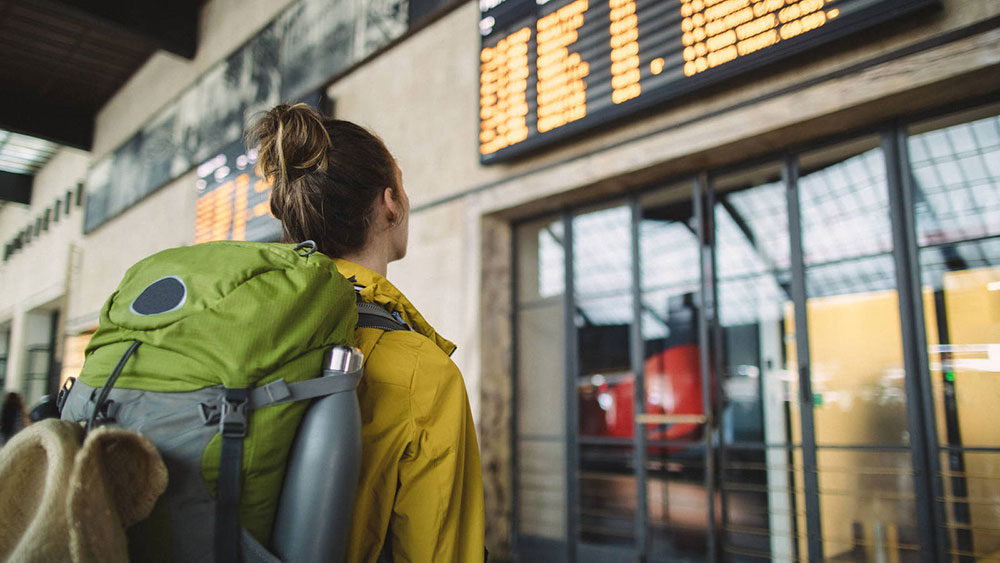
[
  {"xmin": 220, "ymin": 389, "xmax": 249, "ymax": 438},
  {"xmin": 56, "ymin": 377, "xmax": 75, "ymax": 415}
]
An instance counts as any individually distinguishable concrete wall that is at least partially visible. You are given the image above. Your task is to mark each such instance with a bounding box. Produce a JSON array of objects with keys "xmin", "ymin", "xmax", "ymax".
[{"xmin": 0, "ymin": 147, "xmax": 88, "ymax": 393}]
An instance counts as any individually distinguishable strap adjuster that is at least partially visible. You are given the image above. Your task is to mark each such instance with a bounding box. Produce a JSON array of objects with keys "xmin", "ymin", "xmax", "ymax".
[
  {"xmin": 220, "ymin": 390, "xmax": 249, "ymax": 438},
  {"xmin": 56, "ymin": 377, "xmax": 75, "ymax": 413}
]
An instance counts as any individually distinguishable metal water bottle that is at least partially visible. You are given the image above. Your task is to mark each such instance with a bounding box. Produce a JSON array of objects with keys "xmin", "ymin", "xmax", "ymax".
[{"xmin": 271, "ymin": 346, "xmax": 363, "ymax": 563}]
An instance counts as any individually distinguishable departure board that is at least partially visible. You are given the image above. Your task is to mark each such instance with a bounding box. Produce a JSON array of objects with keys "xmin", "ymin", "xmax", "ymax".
[
  {"xmin": 478, "ymin": 0, "xmax": 938, "ymax": 163},
  {"xmin": 194, "ymin": 141, "xmax": 282, "ymax": 244}
]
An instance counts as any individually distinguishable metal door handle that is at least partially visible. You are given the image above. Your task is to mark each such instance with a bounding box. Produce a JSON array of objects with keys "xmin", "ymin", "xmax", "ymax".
[{"xmin": 635, "ymin": 413, "xmax": 707, "ymax": 425}]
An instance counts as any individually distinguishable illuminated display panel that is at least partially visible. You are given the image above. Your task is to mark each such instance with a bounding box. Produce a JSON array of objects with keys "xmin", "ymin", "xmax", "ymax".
[
  {"xmin": 479, "ymin": 0, "xmax": 939, "ymax": 163},
  {"xmin": 194, "ymin": 141, "xmax": 282, "ymax": 244}
]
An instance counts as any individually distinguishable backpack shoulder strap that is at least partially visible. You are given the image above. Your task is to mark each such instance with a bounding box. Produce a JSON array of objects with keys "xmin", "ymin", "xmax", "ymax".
[{"xmin": 356, "ymin": 296, "xmax": 411, "ymax": 332}]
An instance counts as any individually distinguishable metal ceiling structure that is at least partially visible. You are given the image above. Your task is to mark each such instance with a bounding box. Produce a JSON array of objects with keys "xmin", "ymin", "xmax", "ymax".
[
  {"xmin": 0, "ymin": 0, "xmax": 202, "ymax": 201},
  {"xmin": 528, "ymin": 111, "xmax": 1000, "ymax": 333}
]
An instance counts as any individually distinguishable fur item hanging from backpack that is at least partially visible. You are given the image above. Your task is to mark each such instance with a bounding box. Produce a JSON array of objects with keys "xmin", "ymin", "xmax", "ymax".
[{"xmin": 0, "ymin": 419, "xmax": 168, "ymax": 563}]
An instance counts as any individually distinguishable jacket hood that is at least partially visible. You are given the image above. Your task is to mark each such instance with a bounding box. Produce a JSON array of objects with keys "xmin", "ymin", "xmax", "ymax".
[{"xmin": 332, "ymin": 259, "xmax": 457, "ymax": 356}]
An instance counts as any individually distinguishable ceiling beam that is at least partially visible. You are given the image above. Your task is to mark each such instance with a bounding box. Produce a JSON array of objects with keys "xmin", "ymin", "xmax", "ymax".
[
  {"xmin": 0, "ymin": 171, "xmax": 33, "ymax": 204},
  {"xmin": 26, "ymin": 0, "xmax": 199, "ymax": 59},
  {"xmin": 0, "ymin": 90, "xmax": 93, "ymax": 150}
]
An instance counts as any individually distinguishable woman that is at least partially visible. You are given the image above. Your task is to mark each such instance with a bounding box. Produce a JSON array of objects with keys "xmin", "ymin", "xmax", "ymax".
[{"xmin": 247, "ymin": 104, "xmax": 485, "ymax": 562}]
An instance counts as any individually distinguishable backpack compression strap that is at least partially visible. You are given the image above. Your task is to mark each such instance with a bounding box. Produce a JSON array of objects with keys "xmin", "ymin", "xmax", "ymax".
[
  {"xmin": 215, "ymin": 299, "xmax": 402, "ymax": 563},
  {"xmin": 216, "ymin": 388, "xmax": 249, "ymax": 563}
]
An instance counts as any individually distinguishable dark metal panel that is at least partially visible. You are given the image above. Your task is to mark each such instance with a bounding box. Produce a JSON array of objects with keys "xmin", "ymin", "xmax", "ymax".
[
  {"xmin": 706, "ymin": 174, "xmax": 730, "ymax": 560},
  {"xmin": 0, "ymin": 171, "xmax": 32, "ymax": 204},
  {"xmin": 784, "ymin": 155, "xmax": 824, "ymax": 562},
  {"xmin": 0, "ymin": 91, "xmax": 94, "ymax": 150},
  {"xmin": 32, "ymin": 0, "xmax": 199, "ymax": 59},
  {"xmin": 510, "ymin": 220, "xmax": 522, "ymax": 561},
  {"xmin": 694, "ymin": 173, "xmax": 719, "ymax": 562},
  {"xmin": 563, "ymin": 210, "xmax": 580, "ymax": 562},
  {"xmin": 882, "ymin": 126, "xmax": 947, "ymax": 562},
  {"xmin": 629, "ymin": 195, "xmax": 648, "ymax": 559}
]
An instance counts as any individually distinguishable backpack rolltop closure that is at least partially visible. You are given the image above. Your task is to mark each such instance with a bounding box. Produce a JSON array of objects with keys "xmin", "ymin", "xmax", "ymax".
[{"xmin": 62, "ymin": 241, "xmax": 361, "ymax": 562}]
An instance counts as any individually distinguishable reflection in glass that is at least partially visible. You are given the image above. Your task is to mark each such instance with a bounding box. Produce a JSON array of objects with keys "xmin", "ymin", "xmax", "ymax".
[
  {"xmin": 518, "ymin": 217, "xmax": 565, "ymax": 304},
  {"xmin": 572, "ymin": 204, "xmax": 636, "ymax": 550},
  {"xmin": 795, "ymin": 139, "xmax": 916, "ymax": 561},
  {"xmin": 714, "ymin": 165, "xmax": 800, "ymax": 560},
  {"xmin": 817, "ymin": 450, "xmax": 919, "ymax": 563},
  {"xmin": 721, "ymin": 447, "xmax": 807, "ymax": 562},
  {"xmin": 909, "ymin": 111, "xmax": 1000, "ymax": 246},
  {"xmin": 646, "ymin": 456, "xmax": 710, "ymax": 562},
  {"xmin": 573, "ymin": 204, "xmax": 632, "ymax": 299},
  {"xmin": 910, "ymin": 109, "xmax": 1000, "ymax": 561},
  {"xmin": 796, "ymin": 141, "xmax": 909, "ymax": 448},
  {"xmin": 515, "ymin": 218, "xmax": 568, "ymax": 552},
  {"xmin": 640, "ymin": 186, "xmax": 708, "ymax": 562}
]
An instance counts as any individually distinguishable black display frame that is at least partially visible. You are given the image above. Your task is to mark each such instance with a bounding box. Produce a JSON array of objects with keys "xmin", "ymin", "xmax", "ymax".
[{"xmin": 479, "ymin": 0, "xmax": 941, "ymax": 164}]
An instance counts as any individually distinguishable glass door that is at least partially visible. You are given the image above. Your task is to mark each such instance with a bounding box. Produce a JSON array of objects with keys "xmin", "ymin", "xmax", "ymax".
[
  {"xmin": 637, "ymin": 184, "xmax": 711, "ymax": 562},
  {"xmin": 512, "ymin": 103, "xmax": 1000, "ymax": 563},
  {"xmin": 792, "ymin": 137, "xmax": 922, "ymax": 561},
  {"xmin": 907, "ymin": 106, "xmax": 1000, "ymax": 562},
  {"xmin": 570, "ymin": 201, "xmax": 638, "ymax": 562},
  {"xmin": 712, "ymin": 162, "xmax": 804, "ymax": 562}
]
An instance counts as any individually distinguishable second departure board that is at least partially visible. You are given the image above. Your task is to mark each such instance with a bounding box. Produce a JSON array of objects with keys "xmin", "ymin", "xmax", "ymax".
[
  {"xmin": 478, "ymin": 0, "xmax": 938, "ymax": 163},
  {"xmin": 194, "ymin": 141, "xmax": 282, "ymax": 244}
]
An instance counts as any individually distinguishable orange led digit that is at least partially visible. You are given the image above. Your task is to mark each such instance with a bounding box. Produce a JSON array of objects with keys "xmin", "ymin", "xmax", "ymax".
[
  {"xmin": 536, "ymin": 0, "xmax": 588, "ymax": 133},
  {"xmin": 608, "ymin": 0, "xmax": 640, "ymax": 104},
  {"xmin": 480, "ymin": 26, "xmax": 532, "ymax": 155}
]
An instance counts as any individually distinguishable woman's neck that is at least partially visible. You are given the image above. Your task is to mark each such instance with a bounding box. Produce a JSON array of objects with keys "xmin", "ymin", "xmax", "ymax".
[{"xmin": 340, "ymin": 244, "xmax": 390, "ymax": 277}]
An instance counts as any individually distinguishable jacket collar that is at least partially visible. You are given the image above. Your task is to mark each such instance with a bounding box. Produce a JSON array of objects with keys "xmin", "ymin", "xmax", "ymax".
[{"xmin": 332, "ymin": 259, "xmax": 457, "ymax": 356}]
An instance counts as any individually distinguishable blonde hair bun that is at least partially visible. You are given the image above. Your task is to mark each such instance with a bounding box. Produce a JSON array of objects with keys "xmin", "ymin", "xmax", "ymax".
[{"xmin": 247, "ymin": 103, "xmax": 332, "ymax": 186}]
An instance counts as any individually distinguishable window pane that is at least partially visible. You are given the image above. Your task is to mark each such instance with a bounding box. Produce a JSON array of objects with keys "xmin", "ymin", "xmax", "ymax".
[
  {"xmin": 518, "ymin": 217, "xmax": 565, "ymax": 304},
  {"xmin": 910, "ymin": 106, "xmax": 1000, "ymax": 561},
  {"xmin": 573, "ymin": 202, "xmax": 635, "ymax": 550},
  {"xmin": 816, "ymin": 449, "xmax": 919, "ymax": 562},
  {"xmin": 909, "ymin": 109, "xmax": 1000, "ymax": 247},
  {"xmin": 515, "ymin": 217, "xmax": 568, "ymax": 550},
  {"xmin": 795, "ymin": 138, "xmax": 919, "ymax": 561},
  {"xmin": 795, "ymin": 138, "xmax": 909, "ymax": 448},
  {"xmin": 573, "ymin": 203, "xmax": 631, "ymax": 299},
  {"xmin": 519, "ymin": 439, "xmax": 567, "ymax": 540},
  {"xmin": 646, "ymin": 452, "xmax": 710, "ymax": 562},
  {"xmin": 722, "ymin": 446, "xmax": 807, "ymax": 562},
  {"xmin": 640, "ymin": 184, "xmax": 709, "ymax": 561},
  {"xmin": 938, "ymin": 452, "xmax": 1000, "ymax": 561},
  {"xmin": 714, "ymin": 163, "xmax": 804, "ymax": 561}
]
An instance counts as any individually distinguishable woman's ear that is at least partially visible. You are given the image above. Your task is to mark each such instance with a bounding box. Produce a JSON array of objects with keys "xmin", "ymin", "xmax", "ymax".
[{"xmin": 383, "ymin": 187, "xmax": 401, "ymax": 226}]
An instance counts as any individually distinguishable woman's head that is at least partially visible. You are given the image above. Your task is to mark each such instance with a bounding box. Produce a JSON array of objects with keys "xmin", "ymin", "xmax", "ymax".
[{"xmin": 246, "ymin": 103, "xmax": 408, "ymax": 261}]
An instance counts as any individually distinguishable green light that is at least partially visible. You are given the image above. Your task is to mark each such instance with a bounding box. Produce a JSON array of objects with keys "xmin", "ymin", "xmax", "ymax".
[{"xmin": 945, "ymin": 371, "xmax": 956, "ymax": 383}]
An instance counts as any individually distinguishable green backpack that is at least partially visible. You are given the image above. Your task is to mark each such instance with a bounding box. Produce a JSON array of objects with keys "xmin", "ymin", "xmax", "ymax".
[{"xmin": 59, "ymin": 240, "xmax": 390, "ymax": 562}]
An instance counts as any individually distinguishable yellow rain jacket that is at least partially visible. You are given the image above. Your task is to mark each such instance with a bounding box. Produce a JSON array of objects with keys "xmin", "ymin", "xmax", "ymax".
[{"xmin": 333, "ymin": 259, "xmax": 485, "ymax": 563}]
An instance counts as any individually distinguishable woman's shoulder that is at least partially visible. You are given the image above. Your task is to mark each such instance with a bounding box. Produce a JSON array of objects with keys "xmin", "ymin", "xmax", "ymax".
[{"xmin": 359, "ymin": 328, "xmax": 462, "ymax": 390}]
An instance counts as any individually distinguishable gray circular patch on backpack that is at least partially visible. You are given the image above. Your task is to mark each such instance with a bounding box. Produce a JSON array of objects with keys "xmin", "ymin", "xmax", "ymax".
[{"xmin": 130, "ymin": 276, "xmax": 187, "ymax": 316}]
